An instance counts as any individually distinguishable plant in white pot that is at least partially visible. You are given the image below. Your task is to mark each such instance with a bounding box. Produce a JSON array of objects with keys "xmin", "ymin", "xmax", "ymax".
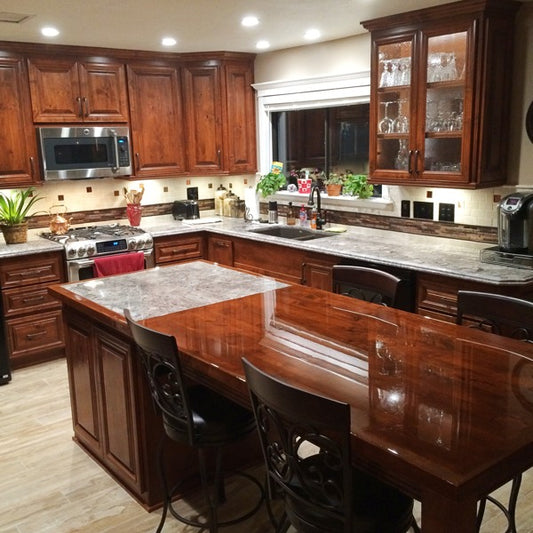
[{"xmin": 0, "ymin": 187, "xmax": 44, "ymax": 244}]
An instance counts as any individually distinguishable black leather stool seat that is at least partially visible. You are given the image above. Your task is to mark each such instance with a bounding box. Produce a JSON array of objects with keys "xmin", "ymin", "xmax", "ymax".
[{"xmin": 163, "ymin": 384, "xmax": 256, "ymax": 446}]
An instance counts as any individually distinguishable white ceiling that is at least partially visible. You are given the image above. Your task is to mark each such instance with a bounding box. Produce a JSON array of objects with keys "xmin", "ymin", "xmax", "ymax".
[{"xmin": 0, "ymin": 0, "xmax": 459, "ymax": 54}]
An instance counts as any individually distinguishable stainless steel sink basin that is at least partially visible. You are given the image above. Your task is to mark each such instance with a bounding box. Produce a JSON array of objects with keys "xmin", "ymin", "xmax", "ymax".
[{"xmin": 248, "ymin": 225, "xmax": 336, "ymax": 241}]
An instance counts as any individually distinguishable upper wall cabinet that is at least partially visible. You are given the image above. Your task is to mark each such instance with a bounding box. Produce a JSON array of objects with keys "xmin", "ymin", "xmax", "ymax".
[
  {"xmin": 362, "ymin": 0, "xmax": 520, "ymax": 189},
  {"xmin": 182, "ymin": 57, "xmax": 257, "ymax": 175},
  {"xmin": 27, "ymin": 57, "xmax": 129, "ymax": 123},
  {"xmin": 0, "ymin": 55, "xmax": 40, "ymax": 186},
  {"xmin": 127, "ymin": 63, "xmax": 187, "ymax": 177}
]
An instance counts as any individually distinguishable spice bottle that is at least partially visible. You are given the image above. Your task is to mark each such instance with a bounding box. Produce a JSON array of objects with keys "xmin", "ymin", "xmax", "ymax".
[{"xmin": 286, "ymin": 202, "xmax": 296, "ymax": 225}]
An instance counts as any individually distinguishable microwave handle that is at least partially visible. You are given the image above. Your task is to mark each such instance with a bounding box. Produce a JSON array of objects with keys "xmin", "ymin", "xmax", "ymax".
[{"xmin": 111, "ymin": 130, "xmax": 120, "ymax": 172}]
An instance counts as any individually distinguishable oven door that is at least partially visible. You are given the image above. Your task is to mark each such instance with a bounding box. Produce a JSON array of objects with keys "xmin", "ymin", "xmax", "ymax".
[{"xmin": 67, "ymin": 250, "xmax": 154, "ymax": 282}]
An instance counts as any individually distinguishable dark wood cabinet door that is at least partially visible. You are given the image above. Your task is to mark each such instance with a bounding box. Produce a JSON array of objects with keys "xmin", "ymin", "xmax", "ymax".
[
  {"xmin": 78, "ymin": 61, "xmax": 128, "ymax": 122},
  {"xmin": 0, "ymin": 56, "xmax": 40, "ymax": 186},
  {"xmin": 224, "ymin": 61, "xmax": 257, "ymax": 173},
  {"xmin": 65, "ymin": 316, "xmax": 101, "ymax": 453},
  {"xmin": 183, "ymin": 63, "xmax": 224, "ymax": 173},
  {"xmin": 127, "ymin": 63, "xmax": 187, "ymax": 177},
  {"xmin": 28, "ymin": 57, "xmax": 128, "ymax": 123},
  {"xmin": 207, "ymin": 236, "xmax": 234, "ymax": 266},
  {"xmin": 95, "ymin": 326, "xmax": 141, "ymax": 491},
  {"xmin": 27, "ymin": 57, "xmax": 80, "ymax": 122}
]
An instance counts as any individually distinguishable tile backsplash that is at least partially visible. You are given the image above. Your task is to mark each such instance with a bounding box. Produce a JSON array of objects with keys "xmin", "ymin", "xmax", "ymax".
[{"xmin": 12, "ymin": 175, "xmax": 533, "ymax": 231}]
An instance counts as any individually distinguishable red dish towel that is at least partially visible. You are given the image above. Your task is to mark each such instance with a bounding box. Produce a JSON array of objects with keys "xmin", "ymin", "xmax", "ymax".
[{"xmin": 93, "ymin": 252, "xmax": 145, "ymax": 278}]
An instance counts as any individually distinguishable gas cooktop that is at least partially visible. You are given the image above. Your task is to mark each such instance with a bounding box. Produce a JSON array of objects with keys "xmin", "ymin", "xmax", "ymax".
[{"xmin": 41, "ymin": 224, "xmax": 153, "ymax": 260}]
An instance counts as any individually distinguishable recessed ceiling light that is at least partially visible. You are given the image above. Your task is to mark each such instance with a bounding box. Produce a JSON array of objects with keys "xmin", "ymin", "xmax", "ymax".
[
  {"xmin": 161, "ymin": 37, "xmax": 177, "ymax": 47},
  {"xmin": 242, "ymin": 16, "xmax": 259, "ymax": 27},
  {"xmin": 41, "ymin": 26, "xmax": 59, "ymax": 37},
  {"xmin": 256, "ymin": 40, "xmax": 270, "ymax": 50},
  {"xmin": 304, "ymin": 28, "xmax": 321, "ymax": 41}
]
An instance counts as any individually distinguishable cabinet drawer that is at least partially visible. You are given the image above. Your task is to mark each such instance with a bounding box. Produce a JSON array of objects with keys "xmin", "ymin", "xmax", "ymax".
[
  {"xmin": 6, "ymin": 310, "xmax": 64, "ymax": 358},
  {"xmin": 0, "ymin": 252, "xmax": 64, "ymax": 288},
  {"xmin": 2, "ymin": 284, "xmax": 61, "ymax": 317},
  {"xmin": 155, "ymin": 235, "xmax": 204, "ymax": 264}
]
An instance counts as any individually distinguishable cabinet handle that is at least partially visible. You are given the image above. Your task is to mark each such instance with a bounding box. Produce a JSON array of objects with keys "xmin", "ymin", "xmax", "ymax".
[
  {"xmin": 300, "ymin": 262, "xmax": 307, "ymax": 285},
  {"xmin": 408, "ymin": 150, "xmax": 414, "ymax": 174},
  {"xmin": 18, "ymin": 269, "xmax": 48, "ymax": 278},
  {"xmin": 414, "ymin": 150, "xmax": 420, "ymax": 175},
  {"xmin": 82, "ymin": 97, "xmax": 89, "ymax": 118},
  {"xmin": 135, "ymin": 153, "xmax": 141, "ymax": 171},
  {"xmin": 29, "ymin": 156, "xmax": 35, "ymax": 178},
  {"xmin": 76, "ymin": 96, "xmax": 83, "ymax": 117},
  {"xmin": 22, "ymin": 295, "xmax": 46, "ymax": 304},
  {"xmin": 26, "ymin": 330, "xmax": 47, "ymax": 340},
  {"xmin": 217, "ymin": 149, "xmax": 221, "ymax": 167},
  {"xmin": 215, "ymin": 241, "xmax": 229, "ymax": 248}
]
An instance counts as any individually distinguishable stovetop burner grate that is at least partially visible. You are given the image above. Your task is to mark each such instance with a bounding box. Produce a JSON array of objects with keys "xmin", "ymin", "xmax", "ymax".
[{"xmin": 41, "ymin": 224, "xmax": 146, "ymax": 242}]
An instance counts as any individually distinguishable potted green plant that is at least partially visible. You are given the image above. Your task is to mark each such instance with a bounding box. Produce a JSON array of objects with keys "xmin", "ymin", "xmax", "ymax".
[
  {"xmin": 343, "ymin": 173, "xmax": 374, "ymax": 199},
  {"xmin": 0, "ymin": 187, "xmax": 44, "ymax": 244},
  {"xmin": 256, "ymin": 172, "xmax": 287, "ymax": 198},
  {"xmin": 324, "ymin": 173, "xmax": 345, "ymax": 196}
]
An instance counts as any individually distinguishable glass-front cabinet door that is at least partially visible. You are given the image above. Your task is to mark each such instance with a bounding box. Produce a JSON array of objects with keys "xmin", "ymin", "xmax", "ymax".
[
  {"xmin": 364, "ymin": 0, "xmax": 519, "ymax": 189},
  {"xmin": 371, "ymin": 27, "xmax": 470, "ymax": 185}
]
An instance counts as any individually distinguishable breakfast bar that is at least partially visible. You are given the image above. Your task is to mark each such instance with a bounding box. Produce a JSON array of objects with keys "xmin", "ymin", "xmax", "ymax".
[{"xmin": 49, "ymin": 260, "xmax": 533, "ymax": 532}]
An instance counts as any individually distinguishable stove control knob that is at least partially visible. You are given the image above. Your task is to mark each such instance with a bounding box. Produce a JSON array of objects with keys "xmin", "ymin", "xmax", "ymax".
[
  {"xmin": 144, "ymin": 236, "xmax": 153, "ymax": 247},
  {"xmin": 77, "ymin": 246, "xmax": 87, "ymax": 258},
  {"xmin": 86, "ymin": 245, "xmax": 96, "ymax": 256},
  {"xmin": 66, "ymin": 247, "xmax": 77, "ymax": 259},
  {"xmin": 128, "ymin": 240, "xmax": 137, "ymax": 250}
]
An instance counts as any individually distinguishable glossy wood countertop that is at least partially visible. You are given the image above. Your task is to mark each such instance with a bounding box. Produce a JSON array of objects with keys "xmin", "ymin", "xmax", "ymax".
[{"xmin": 49, "ymin": 261, "xmax": 533, "ymax": 531}]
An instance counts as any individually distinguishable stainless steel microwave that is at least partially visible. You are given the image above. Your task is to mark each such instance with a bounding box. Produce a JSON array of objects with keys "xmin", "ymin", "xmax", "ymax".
[{"xmin": 37, "ymin": 126, "xmax": 132, "ymax": 180}]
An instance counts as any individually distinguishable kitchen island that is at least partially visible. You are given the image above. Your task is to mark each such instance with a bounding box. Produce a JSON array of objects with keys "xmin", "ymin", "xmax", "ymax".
[{"xmin": 50, "ymin": 260, "xmax": 533, "ymax": 532}]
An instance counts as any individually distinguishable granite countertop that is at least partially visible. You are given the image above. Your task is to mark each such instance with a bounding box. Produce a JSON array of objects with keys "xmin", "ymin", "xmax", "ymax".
[
  {"xmin": 62, "ymin": 260, "xmax": 287, "ymax": 321},
  {"xmin": 2, "ymin": 214, "xmax": 532, "ymax": 285}
]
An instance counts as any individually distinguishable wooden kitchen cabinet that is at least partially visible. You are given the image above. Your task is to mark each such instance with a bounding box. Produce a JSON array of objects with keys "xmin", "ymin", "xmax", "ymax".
[
  {"xmin": 362, "ymin": 0, "xmax": 520, "ymax": 188},
  {"xmin": 0, "ymin": 251, "xmax": 65, "ymax": 368},
  {"xmin": 182, "ymin": 57, "xmax": 256, "ymax": 175},
  {"xmin": 127, "ymin": 63, "xmax": 187, "ymax": 177},
  {"xmin": 416, "ymin": 272, "xmax": 533, "ymax": 323},
  {"xmin": 207, "ymin": 235, "xmax": 234, "ymax": 266},
  {"xmin": 154, "ymin": 233, "xmax": 205, "ymax": 265},
  {"xmin": 64, "ymin": 311, "xmax": 142, "ymax": 495},
  {"xmin": 27, "ymin": 56, "xmax": 129, "ymax": 123},
  {"xmin": 0, "ymin": 55, "xmax": 41, "ymax": 186}
]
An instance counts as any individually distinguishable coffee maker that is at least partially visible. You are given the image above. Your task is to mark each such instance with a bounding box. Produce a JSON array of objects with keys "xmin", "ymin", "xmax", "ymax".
[{"xmin": 498, "ymin": 192, "xmax": 533, "ymax": 253}]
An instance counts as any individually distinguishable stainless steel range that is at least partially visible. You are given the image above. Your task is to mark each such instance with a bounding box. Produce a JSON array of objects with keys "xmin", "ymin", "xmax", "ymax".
[{"xmin": 41, "ymin": 224, "xmax": 154, "ymax": 281}]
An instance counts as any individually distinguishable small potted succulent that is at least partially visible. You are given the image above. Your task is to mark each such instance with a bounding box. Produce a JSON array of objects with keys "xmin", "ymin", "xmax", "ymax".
[
  {"xmin": 323, "ymin": 173, "xmax": 345, "ymax": 196},
  {"xmin": 0, "ymin": 187, "xmax": 44, "ymax": 244},
  {"xmin": 343, "ymin": 173, "xmax": 374, "ymax": 199}
]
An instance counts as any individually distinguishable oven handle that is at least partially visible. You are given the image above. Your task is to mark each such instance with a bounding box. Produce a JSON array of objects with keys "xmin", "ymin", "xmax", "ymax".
[{"xmin": 69, "ymin": 249, "xmax": 154, "ymax": 269}]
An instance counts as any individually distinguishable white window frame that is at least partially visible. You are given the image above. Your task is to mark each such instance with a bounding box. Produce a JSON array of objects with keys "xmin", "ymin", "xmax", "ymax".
[{"xmin": 252, "ymin": 71, "xmax": 371, "ymax": 175}]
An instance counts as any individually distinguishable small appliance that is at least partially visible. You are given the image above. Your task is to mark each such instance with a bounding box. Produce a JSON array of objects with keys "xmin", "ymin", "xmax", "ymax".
[
  {"xmin": 38, "ymin": 126, "xmax": 132, "ymax": 180},
  {"xmin": 498, "ymin": 192, "xmax": 533, "ymax": 253},
  {"xmin": 172, "ymin": 201, "xmax": 200, "ymax": 220}
]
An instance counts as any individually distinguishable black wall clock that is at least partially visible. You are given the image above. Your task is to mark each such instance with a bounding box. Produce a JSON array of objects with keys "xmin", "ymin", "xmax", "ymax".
[{"xmin": 527, "ymin": 100, "xmax": 533, "ymax": 143}]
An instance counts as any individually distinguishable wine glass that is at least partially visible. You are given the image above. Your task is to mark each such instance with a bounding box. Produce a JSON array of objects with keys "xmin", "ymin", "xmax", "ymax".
[
  {"xmin": 379, "ymin": 101, "xmax": 394, "ymax": 133},
  {"xmin": 393, "ymin": 99, "xmax": 409, "ymax": 133}
]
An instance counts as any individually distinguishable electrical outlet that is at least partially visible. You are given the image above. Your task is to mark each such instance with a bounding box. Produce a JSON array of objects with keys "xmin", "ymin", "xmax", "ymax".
[
  {"xmin": 413, "ymin": 201, "xmax": 434, "ymax": 220},
  {"xmin": 439, "ymin": 203, "xmax": 455, "ymax": 222},
  {"xmin": 401, "ymin": 200, "xmax": 411, "ymax": 217}
]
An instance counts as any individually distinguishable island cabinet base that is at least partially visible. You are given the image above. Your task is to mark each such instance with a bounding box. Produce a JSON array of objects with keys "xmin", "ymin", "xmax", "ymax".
[{"xmin": 63, "ymin": 307, "xmax": 261, "ymax": 510}]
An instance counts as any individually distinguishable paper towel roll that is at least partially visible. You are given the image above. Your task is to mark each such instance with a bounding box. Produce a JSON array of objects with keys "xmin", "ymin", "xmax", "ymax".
[{"xmin": 244, "ymin": 187, "xmax": 260, "ymax": 220}]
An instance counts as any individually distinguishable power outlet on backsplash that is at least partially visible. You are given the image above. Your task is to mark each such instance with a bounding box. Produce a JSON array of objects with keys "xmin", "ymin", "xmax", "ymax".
[
  {"xmin": 439, "ymin": 203, "xmax": 455, "ymax": 222},
  {"xmin": 413, "ymin": 201, "xmax": 434, "ymax": 220},
  {"xmin": 401, "ymin": 200, "xmax": 411, "ymax": 217}
]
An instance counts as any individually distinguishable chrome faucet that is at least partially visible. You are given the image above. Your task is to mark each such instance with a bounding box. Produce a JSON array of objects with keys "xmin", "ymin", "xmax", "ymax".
[{"xmin": 308, "ymin": 185, "xmax": 325, "ymax": 230}]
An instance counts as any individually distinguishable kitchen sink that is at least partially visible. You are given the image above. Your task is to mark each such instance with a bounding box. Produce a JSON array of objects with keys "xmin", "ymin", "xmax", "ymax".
[{"xmin": 248, "ymin": 225, "xmax": 337, "ymax": 241}]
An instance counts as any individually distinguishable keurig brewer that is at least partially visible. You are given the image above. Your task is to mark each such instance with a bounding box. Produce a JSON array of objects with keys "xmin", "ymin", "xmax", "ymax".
[{"xmin": 498, "ymin": 192, "xmax": 533, "ymax": 253}]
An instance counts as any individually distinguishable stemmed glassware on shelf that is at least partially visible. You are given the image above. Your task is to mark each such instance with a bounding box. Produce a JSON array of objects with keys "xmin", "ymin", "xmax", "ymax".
[
  {"xmin": 392, "ymin": 99, "xmax": 409, "ymax": 133},
  {"xmin": 379, "ymin": 101, "xmax": 394, "ymax": 133}
]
